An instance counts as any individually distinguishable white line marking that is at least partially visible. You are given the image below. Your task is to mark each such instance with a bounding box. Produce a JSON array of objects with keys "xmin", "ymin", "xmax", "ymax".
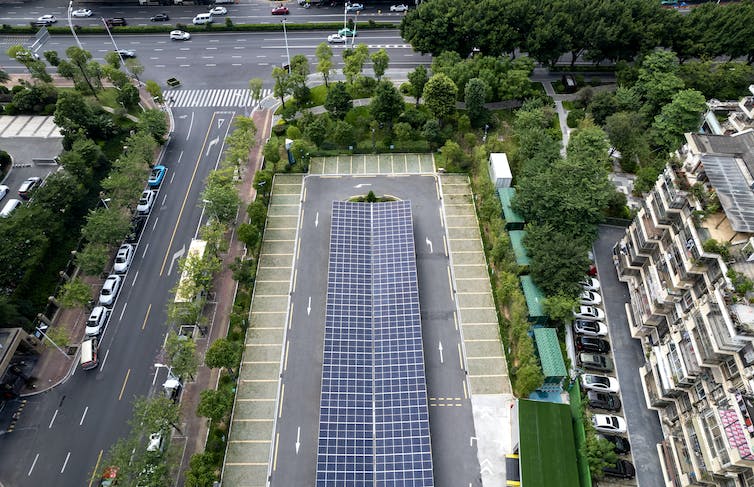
[
  {"xmin": 152, "ymin": 368, "xmax": 159, "ymax": 386},
  {"xmin": 142, "ymin": 243, "xmax": 150, "ymax": 258},
  {"xmin": 119, "ymin": 302, "xmax": 127, "ymax": 320},
  {"xmin": 79, "ymin": 406, "xmax": 88, "ymax": 425},
  {"xmin": 27, "ymin": 454, "xmax": 39, "ymax": 476},
  {"xmin": 60, "ymin": 452, "xmax": 70, "ymax": 473},
  {"xmin": 152, "ymin": 216, "xmax": 159, "ymax": 231},
  {"xmin": 186, "ymin": 112, "xmax": 194, "ymax": 141},
  {"xmin": 162, "ymin": 194, "xmax": 167, "ymax": 205},
  {"xmin": 132, "ymin": 270, "xmax": 139, "ymax": 287},
  {"xmin": 170, "ymin": 172, "xmax": 175, "ymax": 184},
  {"xmin": 100, "ymin": 349, "xmax": 110, "ymax": 372},
  {"xmin": 48, "ymin": 409, "xmax": 58, "ymax": 429}
]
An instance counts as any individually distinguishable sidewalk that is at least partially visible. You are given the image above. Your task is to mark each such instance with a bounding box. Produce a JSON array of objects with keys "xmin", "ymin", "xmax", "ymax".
[{"xmin": 174, "ymin": 107, "xmax": 273, "ymax": 486}]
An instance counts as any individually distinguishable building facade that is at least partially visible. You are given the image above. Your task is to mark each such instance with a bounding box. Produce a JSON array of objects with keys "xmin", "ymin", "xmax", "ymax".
[{"xmin": 614, "ymin": 101, "xmax": 754, "ymax": 486}]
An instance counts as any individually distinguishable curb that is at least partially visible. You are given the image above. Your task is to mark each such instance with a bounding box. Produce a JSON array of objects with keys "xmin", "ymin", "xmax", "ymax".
[{"xmin": 19, "ymin": 347, "xmax": 81, "ymax": 398}]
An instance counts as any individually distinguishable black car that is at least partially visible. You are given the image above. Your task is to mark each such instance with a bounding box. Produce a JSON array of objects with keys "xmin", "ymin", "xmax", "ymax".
[
  {"xmin": 603, "ymin": 459, "xmax": 636, "ymax": 479},
  {"xmin": 599, "ymin": 434, "xmax": 631, "ymax": 454},
  {"xmin": 150, "ymin": 13, "xmax": 170, "ymax": 21},
  {"xmin": 105, "ymin": 17, "xmax": 127, "ymax": 26},
  {"xmin": 579, "ymin": 353, "xmax": 614, "ymax": 372},
  {"xmin": 126, "ymin": 215, "xmax": 147, "ymax": 243},
  {"xmin": 587, "ymin": 391, "xmax": 621, "ymax": 411},
  {"xmin": 575, "ymin": 336, "xmax": 610, "ymax": 353}
]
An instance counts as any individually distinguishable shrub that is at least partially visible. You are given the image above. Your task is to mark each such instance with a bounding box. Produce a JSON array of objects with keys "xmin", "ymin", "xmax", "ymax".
[{"xmin": 566, "ymin": 108, "xmax": 585, "ymax": 128}]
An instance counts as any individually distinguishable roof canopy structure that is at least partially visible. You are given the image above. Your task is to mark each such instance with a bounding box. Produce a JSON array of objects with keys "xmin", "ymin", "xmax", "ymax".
[
  {"xmin": 497, "ymin": 188, "xmax": 525, "ymax": 229},
  {"xmin": 533, "ymin": 328, "xmax": 567, "ymax": 379},
  {"xmin": 519, "ymin": 275, "xmax": 546, "ymax": 323}
]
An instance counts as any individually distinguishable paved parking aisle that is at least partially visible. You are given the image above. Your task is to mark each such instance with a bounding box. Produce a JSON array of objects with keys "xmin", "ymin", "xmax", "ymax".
[
  {"xmin": 440, "ymin": 174, "xmax": 514, "ymax": 487},
  {"xmin": 222, "ymin": 174, "xmax": 304, "ymax": 487}
]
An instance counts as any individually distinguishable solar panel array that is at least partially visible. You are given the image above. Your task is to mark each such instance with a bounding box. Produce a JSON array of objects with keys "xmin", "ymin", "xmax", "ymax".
[
  {"xmin": 701, "ymin": 155, "xmax": 754, "ymax": 233},
  {"xmin": 317, "ymin": 200, "xmax": 434, "ymax": 487}
]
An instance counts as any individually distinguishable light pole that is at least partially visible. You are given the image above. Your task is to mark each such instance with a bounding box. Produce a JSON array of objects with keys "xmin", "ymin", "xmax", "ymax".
[
  {"xmin": 101, "ymin": 18, "xmax": 136, "ymax": 83},
  {"xmin": 281, "ymin": 19, "xmax": 291, "ymax": 73},
  {"xmin": 68, "ymin": 1, "xmax": 83, "ymax": 49}
]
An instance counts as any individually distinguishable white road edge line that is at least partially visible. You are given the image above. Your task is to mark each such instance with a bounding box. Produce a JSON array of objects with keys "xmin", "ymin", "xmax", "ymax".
[
  {"xmin": 60, "ymin": 452, "xmax": 70, "ymax": 473},
  {"xmin": 79, "ymin": 406, "xmax": 88, "ymax": 426},
  {"xmin": 27, "ymin": 453, "xmax": 39, "ymax": 476}
]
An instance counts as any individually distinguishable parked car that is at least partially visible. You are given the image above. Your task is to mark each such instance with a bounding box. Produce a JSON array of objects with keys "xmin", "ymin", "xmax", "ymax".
[
  {"xmin": 390, "ymin": 4, "xmax": 409, "ymax": 11},
  {"xmin": 338, "ymin": 27, "xmax": 357, "ymax": 37},
  {"xmin": 99, "ymin": 275, "xmax": 122, "ymax": 307},
  {"xmin": 272, "ymin": 5, "xmax": 290, "ymax": 14},
  {"xmin": 114, "ymin": 49, "xmax": 136, "ymax": 58},
  {"xmin": 587, "ymin": 391, "xmax": 621, "ymax": 412},
  {"xmin": 85, "ymin": 306, "xmax": 110, "ymax": 337},
  {"xmin": 579, "ymin": 352, "xmax": 613, "ymax": 372},
  {"xmin": 146, "ymin": 432, "xmax": 165, "ymax": 452},
  {"xmin": 105, "ymin": 17, "xmax": 127, "ymax": 26},
  {"xmin": 581, "ymin": 374, "xmax": 619, "ymax": 393},
  {"xmin": 36, "ymin": 15, "xmax": 57, "ymax": 25},
  {"xmin": 148, "ymin": 165, "xmax": 167, "ymax": 187},
  {"xmin": 580, "ymin": 277, "xmax": 600, "ymax": 291},
  {"xmin": 599, "ymin": 434, "xmax": 631, "ymax": 454},
  {"xmin": 72, "ymin": 9, "xmax": 93, "ymax": 17},
  {"xmin": 113, "ymin": 243, "xmax": 135, "ymax": 274},
  {"xmin": 576, "ymin": 336, "xmax": 610, "ymax": 353},
  {"xmin": 99, "ymin": 466, "xmax": 119, "ymax": 487},
  {"xmin": 603, "ymin": 459, "xmax": 636, "ymax": 479},
  {"xmin": 345, "ymin": 2, "xmax": 364, "ymax": 11},
  {"xmin": 18, "ymin": 177, "xmax": 41, "ymax": 200},
  {"xmin": 0, "ymin": 199, "xmax": 21, "ymax": 218},
  {"xmin": 209, "ymin": 6, "xmax": 227, "ymax": 15},
  {"xmin": 592, "ymin": 414, "xmax": 627, "ymax": 434},
  {"xmin": 170, "ymin": 30, "xmax": 191, "ymax": 41},
  {"xmin": 579, "ymin": 290, "xmax": 602, "ymax": 306},
  {"xmin": 573, "ymin": 305, "xmax": 605, "ymax": 321},
  {"xmin": 150, "ymin": 13, "xmax": 170, "ymax": 21},
  {"xmin": 0, "ymin": 185, "xmax": 8, "ymax": 201},
  {"xmin": 136, "ymin": 190, "xmax": 155, "ymax": 214},
  {"xmin": 573, "ymin": 320, "xmax": 608, "ymax": 337},
  {"xmin": 327, "ymin": 33, "xmax": 347, "ymax": 44}
]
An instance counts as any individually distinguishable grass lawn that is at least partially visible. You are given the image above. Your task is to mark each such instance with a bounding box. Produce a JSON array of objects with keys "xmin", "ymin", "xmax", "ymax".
[{"xmin": 94, "ymin": 87, "xmax": 143, "ymax": 117}]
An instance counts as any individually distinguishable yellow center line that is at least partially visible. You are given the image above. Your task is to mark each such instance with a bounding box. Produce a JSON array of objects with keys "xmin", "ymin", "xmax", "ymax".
[
  {"xmin": 88, "ymin": 449, "xmax": 103, "ymax": 487},
  {"xmin": 159, "ymin": 112, "xmax": 219, "ymax": 276},
  {"xmin": 141, "ymin": 303, "xmax": 152, "ymax": 331},
  {"xmin": 118, "ymin": 369, "xmax": 131, "ymax": 401}
]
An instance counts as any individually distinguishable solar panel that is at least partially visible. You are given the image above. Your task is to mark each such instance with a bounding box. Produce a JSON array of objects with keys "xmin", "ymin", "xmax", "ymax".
[
  {"xmin": 316, "ymin": 201, "xmax": 434, "ymax": 487},
  {"xmin": 701, "ymin": 155, "xmax": 754, "ymax": 233}
]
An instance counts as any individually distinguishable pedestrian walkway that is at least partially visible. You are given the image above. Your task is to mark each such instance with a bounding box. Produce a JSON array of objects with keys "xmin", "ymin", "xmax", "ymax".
[
  {"xmin": 0, "ymin": 116, "xmax": 61, "ymax": 138},
  {"xmin": 166, "ymin": 88, "xmax": 272, "ymax": 108}
]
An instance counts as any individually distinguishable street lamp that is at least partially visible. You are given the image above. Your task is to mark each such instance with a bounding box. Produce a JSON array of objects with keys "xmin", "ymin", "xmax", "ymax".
[
  {"xmin": 281, "ymin": 19, "xmax": 291, "ymax": 74},
  {"xmin": 68, "ymin": 1, "xmax": 83, "ymax": 49},
  {"xmin": 101, "ymin": 18, "xmax": 137, "ymax": 83}
]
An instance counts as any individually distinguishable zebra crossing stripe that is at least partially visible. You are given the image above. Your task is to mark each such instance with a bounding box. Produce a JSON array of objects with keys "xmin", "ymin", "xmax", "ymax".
[{"xmin": 166, "ymin": 89, "xmax": 273, "ymax": 108}]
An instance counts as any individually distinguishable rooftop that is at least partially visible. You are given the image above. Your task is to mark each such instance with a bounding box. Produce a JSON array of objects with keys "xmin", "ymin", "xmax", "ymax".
[{"xmin": 497, "ymin": 188, "xmax": 525, "ymax": 225}]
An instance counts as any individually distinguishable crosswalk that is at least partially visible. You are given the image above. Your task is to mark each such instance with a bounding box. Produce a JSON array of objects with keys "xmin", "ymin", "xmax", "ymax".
[{"xmin": 166, "ymin": 88, "xmax": 272, "ymax": 108}]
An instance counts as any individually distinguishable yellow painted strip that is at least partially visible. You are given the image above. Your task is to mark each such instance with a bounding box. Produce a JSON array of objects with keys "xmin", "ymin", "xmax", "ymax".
[
  {"xmin": 458, "ymin": 343, "xmax": 463, "ymax": 369},
  {"xmin": 88, "ymin": 449, "xmax": 103, "ymax": 487},
  {"xmin": 118, "ymin": 369, "xmax": 130, "ymax": 401},
  {"xmin": 278, "ymin": 384, "xmax": 285, "ymax": 418},
  {"xmin": 284, "ymin": 341, "xmax": 290, "ymax": 371},
  {"xmin": 141, "ymin": 304, "xmax": 152, "ymax": 331},
  {"xmin": 462, "ymin": 380, "xmax": 468, "ymax": 399},
  {"xmin": 273, "ymin": 432, "xmax": 280, "ymax": 471}
]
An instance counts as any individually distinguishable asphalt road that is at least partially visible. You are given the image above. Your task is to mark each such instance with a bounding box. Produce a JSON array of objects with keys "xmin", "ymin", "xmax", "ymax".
[
  {"xmin": 0, "ymin": 107, "xmax": 237, "ymax": 487},
  {"xmin": 271, "ymin": 175, "xmax": 481, "ymax": 487},
  {"xmin": 594, "ymin": 225, "xmax": 665, "ymax": 487}
]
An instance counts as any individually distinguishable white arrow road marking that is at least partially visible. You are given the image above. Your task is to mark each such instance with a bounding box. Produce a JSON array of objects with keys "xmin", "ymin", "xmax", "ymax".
[
  {"xmin": 167, "ymin": 244, "xmax": 186, "ymax": 276},
  {"xmin": 307, "ymin": 297, "xmax": 312, "ymax": 316},
  {"xmin": 354, "ymin": 183, "xmax": 372, "ymax": 188},
  {"xmin": 178, "ymin": 114, "xmax": 188, "ymax": 119},
  {"xmin": 206, "ymin": 136, "xmax": 220, "ymax": 156},
  {"xmin": 315, "ymin": 211, "xmax": 319, "ymax": 228},
  {"xmin": 438, "ymin": 341, "xmax": 444, "ymax": 363},
  {"xmin": 217, "ymin": 118, "xmax": 225, "ymax": 129},
  {"xmin": 295, "ymin": 426, "xmax": 301, "ymax": 454},
  {"xmin": 425, "ymin": 237, "xmax": 433, "ymax": 253}
]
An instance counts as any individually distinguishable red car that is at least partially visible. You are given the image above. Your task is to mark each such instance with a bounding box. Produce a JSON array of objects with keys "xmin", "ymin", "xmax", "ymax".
[
  {"xmin": 99, "ymin": 466, "xmax": 119, "ymax": 486},
  {"xmin": 272, "ymin": 5, "xmax": 290, "ymax": 14}
]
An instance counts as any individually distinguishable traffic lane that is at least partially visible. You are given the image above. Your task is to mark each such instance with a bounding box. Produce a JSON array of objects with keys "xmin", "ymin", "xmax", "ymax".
[{"xmin": 594, "ymin": 225, "xmax": 664, "ymax": 487}]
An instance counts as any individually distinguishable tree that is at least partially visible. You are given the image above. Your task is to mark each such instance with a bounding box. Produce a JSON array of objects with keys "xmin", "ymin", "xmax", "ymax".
[
  {"xmin": 58, "ymin": 277, "xmax": 92, "ymax": 309},
  {"xmin": 238, "ymin": 223, "xmax": 262, "ymax": 249},
  {"xmin": 205, "ymin": 337, "xmax": 243, "ymax": 378},
  {"xmin": 324, "ymin": 82, "xmax": 352, "ymax": 120},
  {"xmin": 303, "ymin": 115, "xmax": 329, "ymax": 147},
  {"xmin": 370, "ymin": 81, "xmax": 404, "ymax": 130},
  {"xmin": 407, "ymin": 65, "xmax": 428, "ymax": 107},
  {"xmin": 77, "ymin": 243, "xmax": 110, "ymax": 276},
  {"xmin": 315, "ymin": 42, "xmax": 334, "ymax": 87},
  {"xmin": 342, "ymin": 44, "xmax": 369, "ymax": 84},
  {"xmin": 423, "ymin": 73, "xmax": 458, "ymax": 123},
  {"xmin": 82, "ymin": 207, "xmax": 131, "ymax": 245},
  {"xmin": 197, "ymin": 388, "xmax": 233, "ymax": 422},
  {"xmin": 101, "ymin": 437, "xmax": 143, "ymax": 485},
  {"xmin": 202, "ymin": 169, "xmax": 241, "ymax": 224},
  {"xmin": 185, "ymin": 452, "xmax": 219, "ymax": 487},
  {"xmin": 524, "ymin": 223, "xmax": 591, "ymax": 296},
  {"xmin": 332, "ymin": 120, "xmax": 354, "ymax": 148},
  {"xmin": 248, "ymin": 77, "xmax": 263, "ymax": 106},
  {"xmin": 583, "ymin": 421, "xmax": 618, "ymax": 479},
  {"xmin": 632, "ymin": 49, "xmax": 685, "ymax": 119},
  {"xmin": 371, "ymin": 48, "xmax": 389, "ymax": 80},
  {"xmin": 132, "ymin": 395, "xmax": 182, "ymax": 435},
  {"xmin": 124, "ymin": 58, "xmax": 144, "ymax": 81},
  {"xmin": 651, "ymin": 88, "xmax": 707, "ymax": 152},
  {"xmin": 543, "ymin": 292, "xmax": 578, "ymax": 323},
  {"xmin": 604, "ymin": 111, "xmax": 648, "ymax": 170},
  {"xmin": 117, "ymin": 84, "xmax": 140, "ymax": 108},
  {"xmin": 65, "ymin": 46, "xmax": 99, "ymax": 99},
  {"xmin": 145, "ymin": 80, "xmax": 163, "ymax": 103},
  {"xmin": 464, "ymin": 77, "xmax": 489, "ymax": 128},
  {"xmin": 104, "ymin": 51, "xmax": 122, "ymax": 69},
  {"xmin": 138, "ymin": 109, "xmax": 168, "ymax": 143},
  {"xmin": 400, "ymin": 0, "xmax": 477, "ymax": 55},
  {"xmin": 271, "ymin": 66, "xmax": 293, "ymax": 108},
  {"xmin": 165, "ymin": 333, "xmax": 199, "ymax": 381}
]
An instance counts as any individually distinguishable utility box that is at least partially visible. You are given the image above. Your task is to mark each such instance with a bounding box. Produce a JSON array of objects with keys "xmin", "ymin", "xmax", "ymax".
[{"xmin": 488, "ymin": 153, "xmax": 512, "ymax": 189}]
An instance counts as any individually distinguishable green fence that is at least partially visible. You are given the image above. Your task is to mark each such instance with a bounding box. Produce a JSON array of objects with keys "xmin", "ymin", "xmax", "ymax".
[{"xmin": 569, "ymin": 382, "xmax": 593, "ymax": 487}]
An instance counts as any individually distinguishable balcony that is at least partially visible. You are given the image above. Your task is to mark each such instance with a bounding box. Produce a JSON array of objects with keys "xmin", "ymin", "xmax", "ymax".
[{"xmin": 641, "ymin": 361, "xmax": 673, "ymax": 408}]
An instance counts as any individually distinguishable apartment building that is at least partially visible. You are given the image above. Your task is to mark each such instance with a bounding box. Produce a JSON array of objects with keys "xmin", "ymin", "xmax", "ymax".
[{"xmin": 614, "ymin": 97, "xmax": 754, "ymax": 486}]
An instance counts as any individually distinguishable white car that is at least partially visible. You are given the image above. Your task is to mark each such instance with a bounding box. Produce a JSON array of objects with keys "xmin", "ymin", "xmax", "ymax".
[
  {"xmin": 85, "ymin": 306, "xmax": 110, "ymax": 336},
  {"xmin": 581, "ymin": 374, "xmax": 619, "ymax": 393},
  {"xmin": 573, "ymin": 320, "xmax": 608, "ymax": 337},
  {"xmin": 592, "ymin": 414, "xmax": 627, "ymax": 434},
  {"xmin": 146, "ymin": 432, "xmax": 165, "ymax": 452},
  {"xmin": 573, "ymin": 305, "xmax": 605, "ymax": 321},
  {"xmin": 99, "ymin": 275, "xmax": 122, "ymax": 307},
  {"xmin": 579, "ymin": 290, "xmax": 602, "ymax": 306},
  {"xmin": 327, "ymin": 33, "xmax": 347, "ymax": 44},
  {"xmin": 0, "ymin": 185, "xmax": 8, "ymax": 201},
  {"xmin": 170, "ymin": 30, "xmax": 191, "ymax": 41},
  {"xmin": 209, "ymin": 6, "xmax": 227, "ymax": 15},
  {"xmin": 36, "ymin": 15, "xmax": 57, "ymax": 24},
  {"xmin": 345, "ymin": 2, "xmax": 363, "ymax": 11},
  {"xmin": 136, "ymin": 190, "xmax": 155, "ymax": 214},
  {"xmin": 390, "ymin": 4, "xmax": 408, "ymax": 11},
  {"xmin": 71, "ymin": 9, "xmax": 92, "ymax": 17},
  {"xmin": 113, "ymin": 243, "xmax": 134, "ymax": 274},
  {"xmin": 581, "ymin": 277, "xmax": 601, "ymax": 292}
]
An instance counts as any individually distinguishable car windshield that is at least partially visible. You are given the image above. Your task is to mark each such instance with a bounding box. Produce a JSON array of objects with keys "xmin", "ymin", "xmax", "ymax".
[{"xmin": 591, "ymin": 376, "xmax": 607, "ymax": 385}]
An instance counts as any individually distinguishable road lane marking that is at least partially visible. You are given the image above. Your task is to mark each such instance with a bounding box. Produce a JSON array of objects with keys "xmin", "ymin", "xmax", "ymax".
[
  {"xmin": 152, "ymin": 368, "xmax": 160, "ymax": 385},
  {"xmin": 88, "ymin": 450, "xmax": 103, "ymax": 487},
  {"xmin": 458, "ymin": 343, "xmax": 463, "ymax": 369},
  {"xmin": 141, "ymin": 304, "xmax": 152, "ymax": 331},
  {"xmin": 60, "ymin": 451, "xmax": 71, "ymax": 473},
  {"xmin": 462, "ymin": 381, "xmax": 468, "ymax": 399},
  {"xmin": 118, "ymin": 369, "xmax": 131, "ymax": 401},
  {"xmin": 160, "ymin": 112, "xmax": 217, "ymax": 275},
  {"xmin": 119, "ymin": 302, "xmax": 128, "ymax": 320},
  {"xmin": 273, "ymin": 432, "xmax": 280, "ymax": 471},
  {"xmin": 27, "ymin": 453, "xmax": 39, "ymax": 476},
  {"xmin": 186, "ymin": 112, "xmax": 194, "ymax": 141},
  {"xmin": 80, "ymin": 406, "xmax": 88, "ymax": 425},
  {"xmin": 162, "ymin": 194, "xmax": 168, "ymax": 206},
  {"xmin": 170, "ymin": 172, "xmax": 175, "ymax": 184},
  {"xmin": 278, "ymin": 384, "xmax": 285, "ymax": 418},
  {"xmin": 100, "ymin": 349, "xmax": 110, "ymax": 372},
  {"xmin": 284, "ymin": 341, "xmax": 289, "ymax": 371},
  {"xmin": 132, "ymin": 270, "xmax": 139, "ymax": 287},
  {"xmin": 152, "ymin": 216, "xmax": 159, "ymax": 231},
  {"xmin": 48, "ymin": 409, "xmax": 58, "ymax": 428}
]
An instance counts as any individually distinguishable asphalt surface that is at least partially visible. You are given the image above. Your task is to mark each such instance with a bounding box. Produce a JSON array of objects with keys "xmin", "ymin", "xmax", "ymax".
[
  {"xmin": 0, "ymin": 135, "xmax": 62, "ymax": 200},
  {"xmin": 594, "ymin": 225, "xmax": 665, "ymax": 487},
  {"xmin": 0, "ymin": 107, "xmax": 237, "ymax": 487},
  {"xmin": 272, "ymin": 175, "xmax": 481, "ymax": 487}
]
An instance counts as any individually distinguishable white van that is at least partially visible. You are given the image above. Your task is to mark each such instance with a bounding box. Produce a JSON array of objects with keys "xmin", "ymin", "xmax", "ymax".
[
  {"xmin": 80, "ymin": 338, "xmax": 99, "ymax": 370},
  {"xmin": 192, "ymin": 13, "xmax": 213, "ymax": 24},
  {"xmin": 0, "ymin": 198, "xmax": 21, "ymax": 217}
]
